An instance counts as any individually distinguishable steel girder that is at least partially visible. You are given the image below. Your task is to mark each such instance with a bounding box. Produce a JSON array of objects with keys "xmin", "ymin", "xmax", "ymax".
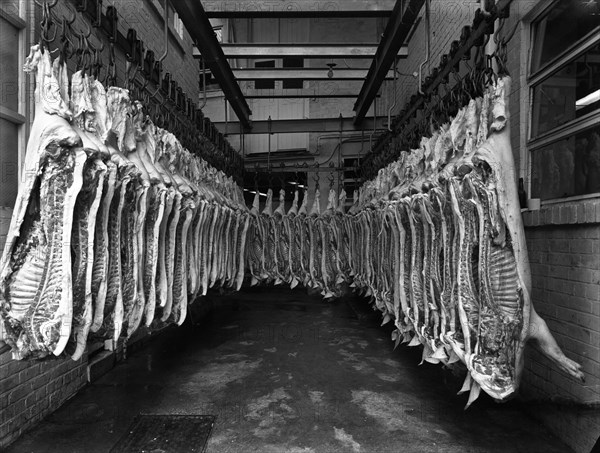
[{"xmin": 353, "ymin": 0, "xmax": 425, "ymax": 126}]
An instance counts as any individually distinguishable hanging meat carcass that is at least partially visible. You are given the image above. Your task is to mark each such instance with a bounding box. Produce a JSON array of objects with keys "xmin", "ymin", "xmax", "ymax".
[
  {"xmin": 68, "ymin": 70, "xmax": 108, "ymax": 360},
  {"xmin": 0, "ymin": 45, "xmax": 87, "ymax": 359},
  {"xmin": 286, "ymin": 190, "xmax": 301, "ymax": 289}
]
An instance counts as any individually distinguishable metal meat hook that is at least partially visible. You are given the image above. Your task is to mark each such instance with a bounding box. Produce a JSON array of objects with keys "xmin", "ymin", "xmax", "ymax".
[
  {"xmin": 328, "ymin": 171, "xmax": 335, "ymax": 189},
  {"xmin": 79, "ymin": 17, "xmax": 92, "ymax": 39},
  {"xmin": 91, "ymin": 47, "xmax": 104, "ymax": 79},
  {"xmin": 40, "ymin": 3, "xmax": 58, "ymax": 46},
  {"xmin": 149, "ymin": 0, "xmax": 171, "ymax": 99},
  {"xmin": 34, "ymin": 0, "xmax": 58, "ymax": 7},
  {"xmin": 313, "ymin": 166, "xmax": 320, "ymax": 190},
  {"xmin": 58, "ymin": 17, "xmax": 76, "ymax": 62}
]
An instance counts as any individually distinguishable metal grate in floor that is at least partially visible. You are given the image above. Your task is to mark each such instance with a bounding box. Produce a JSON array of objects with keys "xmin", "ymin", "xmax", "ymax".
[{"xmin": 110, "ymin": 414, "xmax": 215, "ymax": 453}]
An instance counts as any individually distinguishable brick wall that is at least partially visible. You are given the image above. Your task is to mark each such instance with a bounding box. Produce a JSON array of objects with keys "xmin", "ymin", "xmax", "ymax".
[
  {"xmin": 523, "ymin": 221, "xmax": 600, "ymax": 404},
  {"xmin": 378, "ymin": 0, "xmax": 482, "ymax": 118},
  {"xmin": 507, "ymin": 2, "xmax": 600, "ymax": 451},
  {"xmin": 0, "ymin": 349, "xmax": 88, "ymax": 447},
  {"xmin": 519, "ymin": 202, "xmax": 600, "ymax": 453}
]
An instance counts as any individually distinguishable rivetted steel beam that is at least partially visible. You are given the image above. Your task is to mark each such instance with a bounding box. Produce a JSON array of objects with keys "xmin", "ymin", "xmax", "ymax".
[
  {"xmin": 202, "ymin": 0, "xmax": 395, "ymax": 18},
  {"xmin": 193, "ymin": 44, "xmax": 408, "ymax": 59},
  {"xmin": 214, "ymin": 117, "xmax": 387, "ymax": 135},
  {"xmin": 171, "ymin": 0, "xmax": 252, "ymax": 129},
  {"xmin": 233, "ymin": 68, "xmax": 395, "ymax": 80},
  {"xmin": 353, "ymin": 0, "xmax": 424, "ymax": 125}
]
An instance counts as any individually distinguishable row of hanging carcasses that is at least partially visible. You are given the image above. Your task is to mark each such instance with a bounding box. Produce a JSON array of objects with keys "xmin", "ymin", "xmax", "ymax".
[
  {"xmin": 0, "ymin": 44, "xmax": 249, "ymax": 361},
  {"xmin": 243, "ymin": 77, "xmax": 584, "ymax": 406}
]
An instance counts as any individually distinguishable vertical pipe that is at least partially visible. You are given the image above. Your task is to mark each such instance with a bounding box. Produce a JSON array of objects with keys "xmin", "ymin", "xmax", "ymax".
[
  {"xmin": 338, "ymin": 114, "xmax": 343, "ymax": 192},
  {"xmin": 387, "ymin": 57, "xmax": 398, "ymax": 131},
  {"xmin": 267, "ymin": 115, "xmax": 272, "ymax": 180},
  {"xmin": 224, "ymin": 98, "xmax": 228, "ymax": 135},
  {"xmin": 199, "ymin": 56, "xmax": 207, "ymax": 109},
  {"xmin": 418, "ymin": 0, "xmax": 431, "ymax": 94},
  {"xmin": 484, "ymin": 0, "xmax": 498, "ymax": 74}
]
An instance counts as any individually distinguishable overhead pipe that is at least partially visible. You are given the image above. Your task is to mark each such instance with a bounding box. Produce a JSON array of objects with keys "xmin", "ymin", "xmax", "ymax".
[
  {"xmin": 158, "ymin": 0, "xmax": 169, "ymax": 63},
  {"xmin": 315, "ymin": 131, "xmax": 384, "ymax": 155}
]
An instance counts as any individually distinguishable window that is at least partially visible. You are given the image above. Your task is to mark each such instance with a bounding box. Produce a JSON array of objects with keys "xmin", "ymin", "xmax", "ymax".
[
  {"xmin": 528, "ymin": 0, "xmax": 600, "ymax": 201},
  {"xmin": 282, "ymin": 57, "xmax": 304, "ymax": 90},
  {"xmin": 0, "ymin": 6, "xmax": 26, "ymax": 211},
  {"xmin": 530, "ymin": 0, "xmax": 599, "ymax": 73},
  {"xmin": 530, "ymin": 125, "xmax": 600, "ymax": 200},
  {"xmin": 343, "ymin": 158, "xmax": 361, "ymax": 206},
  {"xmin": 0, "ymin": 2, "xmax": 27, "ymax": 343},
  {"xmin": 530, "ymin": 44, "xmax": 600, "ymax": 137},
  {"xmin": 254, "ymin": 60, "xmax": 275, "ymax": 90},
  {"xmin": 213, "ymin": 26, "xmax": 223, "ymax": 43},
  {"xmin": 173, "ymin": 10, "xmax": 184, "ymax": 39}
]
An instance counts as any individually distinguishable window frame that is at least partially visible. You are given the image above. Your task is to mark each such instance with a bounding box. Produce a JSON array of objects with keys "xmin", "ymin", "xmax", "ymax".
[
  {"xmin": 525, "ymin": 0, "xmax": 600, "ymax": 204},
  {"xmin": 0, "ymin": 4, "xmax": 29, "ymax": 169},
  {"xmin": 0, "ymin": 1, "xmax": 31, "ymax": 347}
]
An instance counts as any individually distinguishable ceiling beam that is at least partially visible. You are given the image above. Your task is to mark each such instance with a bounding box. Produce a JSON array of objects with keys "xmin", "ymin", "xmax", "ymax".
[
  {"xmin": 353, "ymin": 0, "xmax": 424, "ymax": 126},
  {"xmin": 193, "ymin": 44, "xmax": 408, "ymax": 59},
  {"xmin": 214, "ymin": 117, "xmax": 388, "ymax": 135},
  {"xmin": 233, "ymin": 68, "xmax": 395, "ymax": 81},
  {"xmin": 171, "ymin": 0, "xmax": 252, "ymax": 129},
  {"xmin": 243, "ymin": 93, "xmax": 381, "ymax": 99},
  {"xmin": 202, "ymin": 0, "xmax": 395, "ymax": 18}
]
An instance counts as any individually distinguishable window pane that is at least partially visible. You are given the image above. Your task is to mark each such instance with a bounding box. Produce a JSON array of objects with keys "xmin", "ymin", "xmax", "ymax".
[
  {"xmin": 0, "ymin": 16, "xmax": 20, "ymax": 111},
  {"xmin": 531, "ymin": 43, "xmax": 600, "ymax": 138},
  {"xmin": 531, "ymin": 0, "xmax": 599, "ymax": 73},
  {"xmin": 213, "ymin": 26, "xmax": 222, "ymax": 43},
  {"xmin": 530, "ymin": 126, "xmax": 600, "ymax": 200},
  {"xmin": 0, "ymin": 118, "xmax": 19, "ymax": 208},
  {"xmin": 255, "ymin": 60, "xmax": 275, "ymax": 90},
  {"xmin": 283, "ymin": 57, "xmax": 304, "ymax": 90}
]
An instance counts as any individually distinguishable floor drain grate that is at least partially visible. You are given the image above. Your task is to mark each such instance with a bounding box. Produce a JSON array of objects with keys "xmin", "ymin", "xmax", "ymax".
[{"xmin": 110, "ymin": 414, "xmax": 215, "ymax": 453}]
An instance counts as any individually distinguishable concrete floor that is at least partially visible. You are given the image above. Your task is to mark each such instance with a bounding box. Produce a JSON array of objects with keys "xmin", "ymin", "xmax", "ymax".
[{"xmin": 7, "ymin": 287, "xmax": 574, "ymax": 453}]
